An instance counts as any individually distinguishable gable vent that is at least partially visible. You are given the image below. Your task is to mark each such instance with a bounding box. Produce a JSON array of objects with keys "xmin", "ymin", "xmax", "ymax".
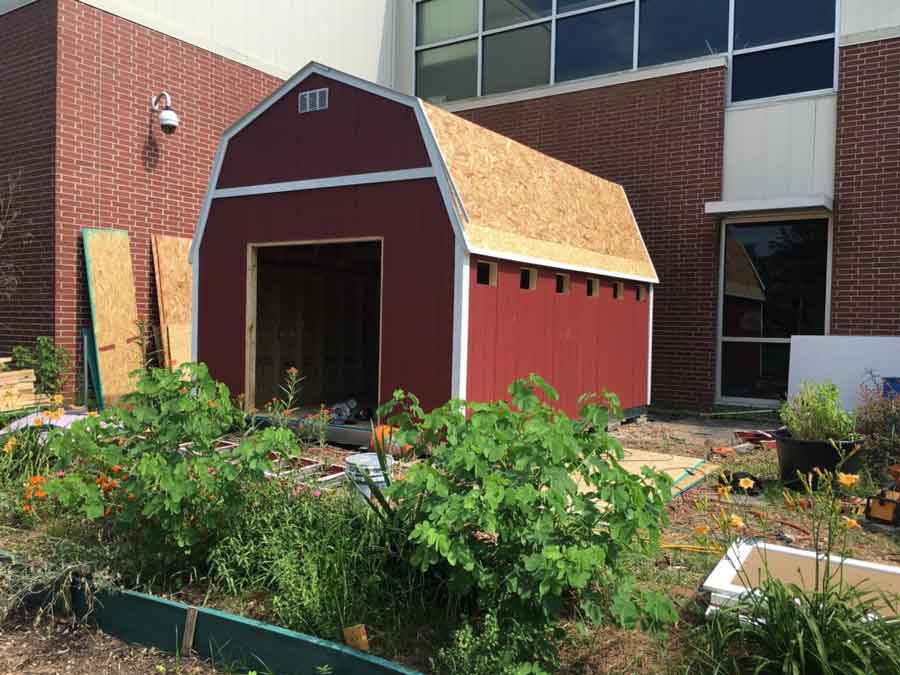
[{"xmin": 299, "ymin": 88, "xmax": 329, "ymax": 114}]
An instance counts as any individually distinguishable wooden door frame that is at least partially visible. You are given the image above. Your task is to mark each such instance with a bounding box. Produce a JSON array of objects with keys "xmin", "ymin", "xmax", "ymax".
[{"xmin": 245, "ymin": 237, "xmax": 385, "ymax": 410}]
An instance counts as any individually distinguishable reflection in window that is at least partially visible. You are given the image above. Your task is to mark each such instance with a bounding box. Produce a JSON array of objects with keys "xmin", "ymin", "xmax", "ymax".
[
  {"xmin": 721, "ymin": 342, "xmax": 791, "ymax": 400},
  {"xmin": 557, "ymin": 0, "xmax": 625, "ymax": 13},
  {"xmin": 732, "ymin": 39, "xmax": 835, "ymax": 102},
  {"xmin": 639, "ymin": 0, "xmax": 729, "ymax": 67},
  {"xmin": 723, "ymin": 220, "xmax": 828, "ymax": 339},
  {"xmin": 483, "ymin": 23, "xmax": 551, "ymax": 95},
  {"xmin": 416, "ymin": 0, "xmax": 478, "ymax": 46},
  {"xmin": 416, "ymin": 40, "xmax": 478, "ymax": 103},
  {"xmin": 734, "ymin": 0, "xmax": 835, "ymax": 50},
  {"xmin": 484, "ymin": 0, "xmax": 552, "ymax": 30},
  {"xmin": 555, "ymin": 5, "xmax": 634, "ymax": 83}
]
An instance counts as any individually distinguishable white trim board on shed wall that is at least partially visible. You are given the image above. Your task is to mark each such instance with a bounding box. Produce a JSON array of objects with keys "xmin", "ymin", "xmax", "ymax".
[{"xmin": 789, "ymin": 336, "xmax": 900, "ymax": 410}]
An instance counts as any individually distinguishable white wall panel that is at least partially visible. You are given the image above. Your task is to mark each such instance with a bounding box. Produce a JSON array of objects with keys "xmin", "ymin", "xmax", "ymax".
[
  {"xmin": 722, "ymin": 95, "xmax": 836, "ymax": 202},
  {"xmin": 72, "ymin": 0, "xmax": 399, "ymax": 85},
  {"xmin": 841, "ymin": 0, "xmax": 900, "ymax": 44}
]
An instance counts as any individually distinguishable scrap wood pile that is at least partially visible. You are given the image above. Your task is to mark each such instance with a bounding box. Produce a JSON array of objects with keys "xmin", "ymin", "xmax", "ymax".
[{"xmin": 0, "ymin": 358, "xmax": 48, "ymax": 413}]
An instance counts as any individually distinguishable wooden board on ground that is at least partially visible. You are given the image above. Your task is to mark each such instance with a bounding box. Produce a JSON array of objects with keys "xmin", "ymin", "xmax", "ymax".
[
  {"xmin": 82, "ymin": 229, "xmax": 142, "ymax": 407},
  {"xmin": 151, "ymin": 234, "xmax": 192, "ymax": 369},
  {"xmin": 575, "ymin": 448, "xmax": 717, "ymax": 500}
]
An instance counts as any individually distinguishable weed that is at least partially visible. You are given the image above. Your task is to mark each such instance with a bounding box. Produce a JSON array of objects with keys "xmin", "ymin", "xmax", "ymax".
[
  {"xmin": 11, "ymin": 337, "xmax": 72, "ymax": 396},
  {"xmin": 780, "ymin": 381, "xmax": 854, "ymax": 441}
]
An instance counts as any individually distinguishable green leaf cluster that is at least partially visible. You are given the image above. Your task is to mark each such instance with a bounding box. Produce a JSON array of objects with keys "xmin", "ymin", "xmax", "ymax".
[
  {"xmin": 379, "ymin": 375, "xmax": 675, "ymax": 638},
  {"xmin": 780, "ymin": 381, "xmax": 855, "ymax": 441},
  {"xmin": 42, "ymin": 363, "xmax": 295, "ymax": 574},
  {"xmin": 12, "ymin": 336, "xmax": 72, "ymax": 395}
]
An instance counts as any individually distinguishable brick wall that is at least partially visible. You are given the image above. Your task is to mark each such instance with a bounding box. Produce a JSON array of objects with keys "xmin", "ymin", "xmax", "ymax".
[
  {"xmin": 0, "ymin": 0, "xmax": 57, "ymax": 354},
  {"xmin": 458, "ymin": 68, "xmax": 727, "ymax": 408},
  {"xmin": 833, "ymin": 38, "xmax": 900, "ymax": 335},
  {"xmin": 54, "ymin": 0, "xmax": 281, "ymax": 395}
]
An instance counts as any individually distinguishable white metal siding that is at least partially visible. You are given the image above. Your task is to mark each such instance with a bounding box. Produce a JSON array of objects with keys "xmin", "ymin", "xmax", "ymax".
[
  {"xmin": 71, "ymin": 0, "xmax": 400, "ymax": 85},
  {"xmin": 722, "ymin": 95, "xmax": 836, "ymax": 203}
]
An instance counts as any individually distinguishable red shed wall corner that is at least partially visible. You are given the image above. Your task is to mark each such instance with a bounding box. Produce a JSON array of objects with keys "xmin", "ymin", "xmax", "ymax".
[
  {"xmin": 198, "ymin": 181, "xmax": 455, "ymax": 412},
  {"xmin": 466, "ymin": 257, "xmax": 651, "ymax": 416},
  {"xmin": 215, "ymin": 73, "xmax": 431, "ymax": 189}
]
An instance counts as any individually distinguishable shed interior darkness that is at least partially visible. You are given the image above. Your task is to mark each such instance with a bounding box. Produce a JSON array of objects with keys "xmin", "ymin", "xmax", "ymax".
[{"xmin": 253, "ymin": 241, "xmax": 381, "ymax": 409}]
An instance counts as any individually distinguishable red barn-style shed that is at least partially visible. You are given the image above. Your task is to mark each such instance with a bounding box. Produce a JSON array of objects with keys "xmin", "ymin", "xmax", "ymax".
[{"xmin": 191, "ymin": 63, "xmax": 658, "ymax": 415}]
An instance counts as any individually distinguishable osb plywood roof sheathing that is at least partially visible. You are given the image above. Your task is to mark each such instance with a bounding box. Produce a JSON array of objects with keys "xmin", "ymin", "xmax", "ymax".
[
  {"xmin": 82, "ymin": 229, "xmax": 143, "ymax": 407},
  {"xmin": 151, "ymin": 234, "xmax": 193, "ymax": 368},
  {"xmin": 725, "ymin": 237, "xmax": 766, "ymax": 301},
  {"xmin": 422, "ymin": 102, "xmax": 657, "ymax": 282}
]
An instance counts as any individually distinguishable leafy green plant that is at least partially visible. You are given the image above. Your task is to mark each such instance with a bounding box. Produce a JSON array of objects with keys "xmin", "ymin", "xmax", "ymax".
[
  {"xmin": 780, "ymin": 381, "xmax": 854, "ymax": 441},
  {"xmin": 39, "ymin": 363, "xmax": 295, "ymax": 575},
  {"xmin": 686, "ymin": 470, "xmax": 900, "ymax": 674},
  {"xmin": 300, "ymin": 404, "xmax": 331, "ymax": 449},
  {"xmin": 374, "ymin": 375, "xmax": 674, "ymax": 662},
  {"xmin": 12, "ymin": 337, "xmax": 72, "ymax": 396},
  {"xmin": 262, "ymin": 367, "xmax": 304, "ymax": 431},
  {"xmin": 857, "ymin": 380, "xmax": 900, "ymax": 476}
]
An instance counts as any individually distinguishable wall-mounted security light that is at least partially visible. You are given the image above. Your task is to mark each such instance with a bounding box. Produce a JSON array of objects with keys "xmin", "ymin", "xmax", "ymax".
[{"xmin": 150, "ymin": 92, "xmax": 179, "ymax": 135}]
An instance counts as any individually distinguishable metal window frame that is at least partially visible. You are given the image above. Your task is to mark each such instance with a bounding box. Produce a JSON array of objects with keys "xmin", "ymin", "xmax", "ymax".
[
  {"xmin": 412, "ymin": 0, "xmax": 840, "ymax": 107},
  {"xmin": 714, "ymin": 211, "xmax": 833, "ymax": 408}
]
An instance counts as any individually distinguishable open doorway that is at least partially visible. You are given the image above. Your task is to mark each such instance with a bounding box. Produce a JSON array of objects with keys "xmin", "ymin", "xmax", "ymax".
[{"xmin": 247, "ymin": 239, "xmax": 382, "ymax": 410}]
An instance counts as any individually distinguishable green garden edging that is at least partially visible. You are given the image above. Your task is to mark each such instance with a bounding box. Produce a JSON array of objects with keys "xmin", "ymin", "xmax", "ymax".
[{"xmin": 73, "ymin": 586, "xmax": 421, "ymax": 675}]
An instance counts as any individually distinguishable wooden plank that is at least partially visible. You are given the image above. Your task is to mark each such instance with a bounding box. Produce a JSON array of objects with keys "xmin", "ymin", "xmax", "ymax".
[
  {"xmin": 151, "ymin": 234, "xmax": 193, "ymax": 370},
  {"xmin": 0, "ymin": 369, "xmax": 35, "ymax": 385},
  {"xmin": 166, "ymin": 323, "xmax": 192, "ymax": 370},
  {"xmin": 244, "ymin": 246, "xmax": 258, "ymax": 408},
  {"xmin": 82, "ymin": 229, "xmax": 143, "ymax": 407}
]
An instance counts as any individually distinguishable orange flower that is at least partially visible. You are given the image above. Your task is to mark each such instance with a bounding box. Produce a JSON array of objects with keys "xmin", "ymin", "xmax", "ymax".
[
  {"xmin": 286, "ymin": 367, "xmax": 299, "ymax": 376},
  {"xmin": 729, "ymin": 514, "xmax": 745, "ymax": 530},
  {"xmin": 31, "ymin": 418, "xmax": 43, "ymax": 428},
  {"xmin": 738, "ymin": 477, "xmax": 755, "ymax": 490},
  {"xmin": 844, "ymin": 517, "xmax": 861, "ymax": 530},
  {"xmin": 716, "ymin": 484, "xmax": 732, "ymax": 499},
  {"xmin": 110, "ymin": 465, "xmax": 122, "ymax": 474},
  {"xmin": 179, "ymin": 387, "xmax": 188, "ymax": 394},
  {"xmin": 121, "ymin": 474, "xmax": 130, "ymax": 482},
  {"xmin": 95, "ymin": 474, "xmax": 108, "ymax": 486},
  {"xmin": 207, "ymin": 400, "xmax": 216, "ymax": 407},
  {"xmin": 3, "ymin": 437, "xmax": 16, "ymax": 454},
  {"xmin": 694, "ymin": 523, "xmax": 710, "ymax": 536},
  {"xmin": 837, "ymin": 473, "xmax": 860, "ymax": 489},
  {"xmin": 28, "ymin": 475, "xmax": 45, "ymax": 486},
  {"xmin": 35, "ymin": 489, "xmax": 47, "ymax": 500},
  {"xmin": 21, "ymin": 502, "xmax": 32, "ymax": 514}
]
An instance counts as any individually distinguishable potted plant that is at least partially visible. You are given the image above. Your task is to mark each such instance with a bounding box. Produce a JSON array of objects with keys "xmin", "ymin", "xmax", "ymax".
[{"xmin": 777, "ymin": 381, "xmax": 860, "ymax": 484}]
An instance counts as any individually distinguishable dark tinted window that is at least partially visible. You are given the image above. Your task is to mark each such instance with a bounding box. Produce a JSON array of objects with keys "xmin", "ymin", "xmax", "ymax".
[
  {"xmin": 416, "ymin": 0, "xmax": 478, "ymax": 45},
  {"xmin": 639, "ymin": 0, "xmax": 729, "ymax": 67},
  {"xmin": 721, "ymin": 342, "xmax": 791, "ymax": 400},
  {"xmin": 484, "ymin": 0, "xmax": 552, "ymax": 30},
  {"xmin": 722, "ymin": 220, "xmax": 828, "ymax": 339},
  {"xmin": 732, "ymin": 39, "xmax": 834, "ymax": 102},
  {"xmin": 483, "ymin": 23, "xmax": 551, "ymax": 95},
  {"xmin": 416, "ymin": 40, "xmax": 478, "ymax": 103},
  {"xmin": 557, "ymin": 0, "xmax": 625, "ymax": 13},
  {"xmin": 476, "ymin": 262, "xmax": 492, "ymax": 285},
  {"xmin": 555, "ymin": 5, "xmax": 634, "ymax": 82},
  {"xmin": 734, "ymin": 0, "xmax": 835, "ymax": 49}
]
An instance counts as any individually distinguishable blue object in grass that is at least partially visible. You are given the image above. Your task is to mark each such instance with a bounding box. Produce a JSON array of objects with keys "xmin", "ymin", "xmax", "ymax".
[{"xmin": 884, "ymin": 377, "xmax": 900, "ymax": 400}]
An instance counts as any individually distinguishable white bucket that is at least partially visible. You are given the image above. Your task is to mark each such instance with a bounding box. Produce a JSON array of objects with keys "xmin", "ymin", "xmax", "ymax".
[{"xmin": 345, "ymin": 452, "xmax": 394, "ymax": 498}]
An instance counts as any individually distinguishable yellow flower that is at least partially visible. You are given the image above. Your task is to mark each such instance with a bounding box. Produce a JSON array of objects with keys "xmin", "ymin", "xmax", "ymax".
[
  {"xmin": 837, "ymin": 473, "xmax": 860, "ymax": 488},
  {"xmin": 52, "ymin": 394, "xmax": 63, "ymax": 404},
  {"xmin": 88, "ymin": 411, "xmax": 98, "ymax": 417},
  {"xmin": 693, "ymin": 524, "xmax": 710, "ymax": 536},
  {"xmin": 31, "ymin": 418, "xmax": 43, "ymax": 428},
  {"xmin": 729, "ymin": 514, "xmax": 745, "ymax": 530},
  {"xmin": 738, "ymin": 477, "xmax": 755, "ymax": 490},
  {"xmin": 3, "ymin": 437, "xmax": 16, "ymax": 455},
  {"xmin": 844, "ymin": 517, "xmax": 861, "ymax": 530}
]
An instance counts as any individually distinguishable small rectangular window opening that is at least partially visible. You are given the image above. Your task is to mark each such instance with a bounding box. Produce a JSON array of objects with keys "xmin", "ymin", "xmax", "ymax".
[
  {"xmin": 637, "ymin": 285, "xmax": 648, "ymax": 302},
  {"xmin": 476, "ymin": 261, "xmax": 497, "ymax": 286},
  {"xmin": 555, "ymin": 273, "xmax": 570, "ymax": 294},
  {"xmin": 586, "ymin": 278, "xmax": 598, "ymax": 297},
  {"xmin": 520, "ymin": 267, "xmax": 537, "ymax": 291},
  {"xmin": 299, "ymin": 87, "xmax": 329, "ymax": 113},
  {"xmin": 613, "ymin": 282, "xmax": 625, "ymax": 300}
]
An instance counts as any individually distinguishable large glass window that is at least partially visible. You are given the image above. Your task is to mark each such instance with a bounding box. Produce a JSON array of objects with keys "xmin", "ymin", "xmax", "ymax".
[
  {"xmin": 412, "ymin": 0, "xmax": 838, "ymax": 104},
  {"xmin": 483, "ymin": 23, "xmax": 551, "ymax": 95},
  {"xmin": 415, "ymin": 40, "xmax": 478, "ymax": 103},
  {"xmin": 639, "ymin": 0, "xmax": 729, "ymax": 67},
  {"xmin": 719, "ymin": 219, "xmax": 828, "ymax": 401},
  {"xmin": 416, "ymin": 0, "xmax": 478, "ymax": 46},
  {"xmin": 734, "ymin": 0, "xmax": 836, "ymax": 50},
  {"xmin": 732, "ymin": 39, "xmax": 835, "ymax": 102},
  {"xmin": 556, "ymin": 5, "xmax": 634, "ymax": 82},
  {"xmin": 484, "ymin": 0, "xmax": 552, "ymax": 30}
]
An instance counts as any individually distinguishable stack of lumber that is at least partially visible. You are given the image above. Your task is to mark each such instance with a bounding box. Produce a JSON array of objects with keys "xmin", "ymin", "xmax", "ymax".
[{"xmin": 0, "ymin": 358, "xmax": 47, "ymax": 412}]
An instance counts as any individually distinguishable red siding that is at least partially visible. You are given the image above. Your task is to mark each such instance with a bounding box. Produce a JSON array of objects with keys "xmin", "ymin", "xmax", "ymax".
[
  {"xmin": 198, "ymin": 180, "xmax": 455, "ymax": 411},
  {"xmin": 459, "ymin": 67, "xmax": 725, "ymax": 409},
  {"xmin": 215, "ymin": 74, "xmax": 431, "ymax": 189},
  {"xmin": 833, "ymin": 38, "xmax": 900, "ymax": 335},
  {"xmin": 0, "ymin": 0, "xmax": 57, "ymax": 354},
  {"xmin": 467, "ymin": 258, "xmax": 650, "ymax": 415}
]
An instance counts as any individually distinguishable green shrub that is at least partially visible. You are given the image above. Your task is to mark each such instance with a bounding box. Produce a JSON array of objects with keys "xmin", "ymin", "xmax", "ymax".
[
  {"xmin": 12, "ymin": 337, "xmax": 72, "ymax": 396},
  {"xmin": 857, "ymin": 381, "xmax": 900, "ymax": 476},
  {"xmin": 40, "ymin": 364, "xmax": 295, "ymax": 575},
  {"xmin": 209, "ymin": 479, "xmax": 434, "ymax": 643},
  {"xmin": 780, "ymin": 381, "xmax": 854, "ymax": 441},
  {"xmin": 431, "ymin": 612, "xmax": 557, "ymax": 675},
  {"xmin": 379, "ymin": 376, "xmax": 674, "ymax": 645}
]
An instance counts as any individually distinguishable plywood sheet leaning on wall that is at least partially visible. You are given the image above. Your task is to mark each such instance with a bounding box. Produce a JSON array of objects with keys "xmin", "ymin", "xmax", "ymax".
[
  {"xmin": 151, "ymin": 234, "xmax": 193, "ymax": 369},
  {"xmin": 82, "ymin": 229, "xmax": 143, "ymax": 407}
]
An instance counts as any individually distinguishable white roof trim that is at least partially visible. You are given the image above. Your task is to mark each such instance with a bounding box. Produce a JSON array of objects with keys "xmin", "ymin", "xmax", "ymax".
[
  {"xmin": 443, "ymin": 54, "xmax": 728, "ymax": 113},
  {"xmin": 705, "ymin": 194, "xmax": 834, "ymax": 216}
]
